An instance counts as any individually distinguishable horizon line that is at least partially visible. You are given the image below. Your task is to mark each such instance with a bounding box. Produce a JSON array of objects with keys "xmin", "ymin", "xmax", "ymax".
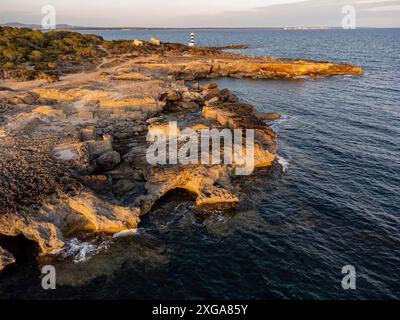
[{"xmin": 2, "ymin": 23, "xmax": 400, "ymax": 30}]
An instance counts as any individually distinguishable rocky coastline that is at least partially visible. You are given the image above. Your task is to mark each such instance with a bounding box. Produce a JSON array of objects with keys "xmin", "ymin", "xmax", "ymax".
[{"xmin": 0, "ymin": 28, "xmax": 363, "ymax": 271}]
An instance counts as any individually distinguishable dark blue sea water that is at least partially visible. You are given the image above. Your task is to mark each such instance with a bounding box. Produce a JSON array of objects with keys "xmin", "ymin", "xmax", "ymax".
[{"xmin": 1, "ymin": 29, "xmax": 399, "ymax": 299}]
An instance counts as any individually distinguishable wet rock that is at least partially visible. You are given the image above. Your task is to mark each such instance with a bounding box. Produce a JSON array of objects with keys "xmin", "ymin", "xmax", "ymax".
[{"xmin": 255, "ymin": 112, "xmax": 281, "ymax": 121}]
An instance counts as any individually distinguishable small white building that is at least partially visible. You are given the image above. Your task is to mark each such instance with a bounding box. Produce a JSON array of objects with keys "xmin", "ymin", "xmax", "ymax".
[{"xmin": 188, "ymin": 33, "xmax": 195, "ymax": 47}]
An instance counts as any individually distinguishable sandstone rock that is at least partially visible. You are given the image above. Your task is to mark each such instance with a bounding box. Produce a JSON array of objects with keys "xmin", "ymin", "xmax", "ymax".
[
  {"xmin": 79, "ymin": 175, "xmax": 110, "ymax": 192},
  {"xmin": 148, "ymin": 123, "xmax": 180, "ymax": 139},
  {"xmin": 137, "ymin": 165, "xmax": 237, "ymax": 214},
  {"xmin": 133, "ymin": 39, "xmax": 143, "ymax": 46},
  {"xmin": 202, "ymin": 88, "xmax": 230, "ymax": 102},
  {"xmin": 8, "ymin": 92, "xmax": 39, "ymax": 105},
  {"xmin": 196, "ymin": 185, "xmax": 238, "ymax": 206},
  {"xmin": 96, "ymin": 151, "xmax": 121, "ymax": 171},
  {"xmin": 77, "ymin": 111, "xmax": 94, "ymax": 119},
  {"xmin": 201, "ymin": 83, "xmax": 218, "ymax": 90},
  {"xmin": 0, "ymin": 246, "xmax": 16, "ymax": 272},
  {"xmin": 191, "ymin": 82, "xmax": 200, "ymax": 90},
  {"xmin": 146, "ymin": 117, "xmax": 161, "ymax": 124},
  {"xmin": 5, "ymin": 112, "xmax": 44, "ymax": 135},
  {"xmin": 113, "ymin": 72, "xmax": 150, "ymax": 81},
  {"xmin": 227, "ymin": 93, "xmax": 239, "ymax": 103},
  {"xmin": 0, "ymin": 214, "xmax": 66, "ymax": 253},
  {"xmin": 204, "ymin": 97, "xmax": 219, "ymax": 106},
  {"xmin": 182, "ymin": 90, "xmax": 198, "ymax": 102},
  {"xmin": 149, "ymin": 37, "xmax": 161, "ymax": 46},
  {"xmin": 253, "ymin": 143, "xmax": 276, "ymax": 168},
  {"xmin": 86, "ymin": 136, "xmax": 113, "ymax": 158},
  {"xmin": 165, "ymin": 90, "xmax": 181, "ymax": 101},
  {"xmin": 32, "ymin": 106, "xmax": 66, "ymax": 119},
  {"xmin": 66, "ymin": 192, "xmax": 140, "ymax": 234},
  {"xmin": 179, "ymin": 101, "xmax": 199, "ymax": 112},
  {"xmin": 21, "ymin": 92, "xmax": 40, "ymax": 104},
  {"xmin": 255, "ymin": 111, "xmax": 281, "ymax": 121}
]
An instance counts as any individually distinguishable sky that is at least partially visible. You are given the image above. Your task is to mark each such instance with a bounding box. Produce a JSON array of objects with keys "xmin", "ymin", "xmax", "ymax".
[{"xmin": 0, "ymin": 0, "xmax": 399, "ymax": 27}]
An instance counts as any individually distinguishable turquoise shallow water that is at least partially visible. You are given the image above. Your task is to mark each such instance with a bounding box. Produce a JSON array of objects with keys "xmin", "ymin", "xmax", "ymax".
[{"xmin": 1, "ymin": 28, "xmax": 399, "ymax": 299}]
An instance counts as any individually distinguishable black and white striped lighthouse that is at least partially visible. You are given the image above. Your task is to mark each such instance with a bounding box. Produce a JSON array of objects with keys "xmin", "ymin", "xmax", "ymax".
[{"xmin": 188, "ymin": 32, "xmax": 195, "ymax": 47}]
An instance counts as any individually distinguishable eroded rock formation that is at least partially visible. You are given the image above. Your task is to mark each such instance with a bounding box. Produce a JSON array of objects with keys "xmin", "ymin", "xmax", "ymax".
[
  {"xmin": 0, "ymin": 36, "xmax": 363, "ymax": 268},
  {"xmin": 0, "ymin": 246, "xmax": 15, "ymax": 271}
]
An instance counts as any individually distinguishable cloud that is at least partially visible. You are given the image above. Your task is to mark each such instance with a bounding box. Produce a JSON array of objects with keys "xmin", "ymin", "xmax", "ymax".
[
  {"xmin": 181, "ymin": 0, "xmax": 400, "ymax": 27},
  {"xmin": 365, "ymin": 4, "xmax": 400, "ymax": 10}
]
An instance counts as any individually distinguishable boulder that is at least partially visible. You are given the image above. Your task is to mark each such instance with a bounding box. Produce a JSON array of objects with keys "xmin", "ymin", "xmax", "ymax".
[
  {"xmin": 255, "ymin": 111, "xmax": 281, "ymax": 121},
  {"xmin": 163, "ymin": 90, "xmax": 181, "ymax": 102},
  {"xmin": 96, "ymin": 151, "xmax": 121, "ymax": 171},
  {"xmin": 204, "ymin": 96, "xmax": 220, "ymax": 106},
  {"xmin": 201, "ymin": 83, "xmax": 218, "ymax": 90},
  {"xmin": 202, "ymin": 88, "xmax": 230, "ymax": 102},
  {"xmin": 179, "ymin": 101, "xmax": 199, "ymax": 112},
  {"xmin": 149, "ymin": 37, "xmax": 161, "ymax": 46},
  {"xmin": 191, "ymin": 82, "xmax": 200, "ymax": 90}
]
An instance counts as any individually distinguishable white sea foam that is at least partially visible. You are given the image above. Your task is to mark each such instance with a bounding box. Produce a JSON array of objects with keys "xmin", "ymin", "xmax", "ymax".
[
  {"xmin": 269, "ymin": 114, "xmax": 288, "ymax": 134},
  {"xmin": 60, "ymin": 238, "xmax": 110, "ymax": 263},
  {"xmin": 277, "ymin": 155, "xmax": 289, "ymax": 173}
]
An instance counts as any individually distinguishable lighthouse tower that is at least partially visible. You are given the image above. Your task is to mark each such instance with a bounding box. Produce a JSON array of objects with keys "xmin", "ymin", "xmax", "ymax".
[{"xmin": 188, "ymin": 32, "xmax": 195, "ymax": 47}]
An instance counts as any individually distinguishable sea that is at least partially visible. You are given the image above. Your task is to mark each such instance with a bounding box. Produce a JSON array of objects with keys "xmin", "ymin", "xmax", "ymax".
[{"xmin": 0, "ymin": 28, "xmax": 399, "ymax": 299}]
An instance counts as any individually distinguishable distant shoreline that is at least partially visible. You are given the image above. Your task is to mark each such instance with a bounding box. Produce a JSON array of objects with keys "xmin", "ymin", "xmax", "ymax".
[{"xmin": 1, "ymin": 23, "xmax": 398, "ymax": 31}]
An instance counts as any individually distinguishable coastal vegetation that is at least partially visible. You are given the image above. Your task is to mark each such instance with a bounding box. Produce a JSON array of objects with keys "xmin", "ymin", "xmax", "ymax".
[{"xmin": 0, "ymin": 27, "xmax": 105, "ymax": 81}]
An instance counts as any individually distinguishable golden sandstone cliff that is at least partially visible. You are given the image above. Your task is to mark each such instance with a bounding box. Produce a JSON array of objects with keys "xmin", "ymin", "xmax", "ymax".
[{"xmin": 0, "ymin": 36, "xmax": 363, "ymax": 271}]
